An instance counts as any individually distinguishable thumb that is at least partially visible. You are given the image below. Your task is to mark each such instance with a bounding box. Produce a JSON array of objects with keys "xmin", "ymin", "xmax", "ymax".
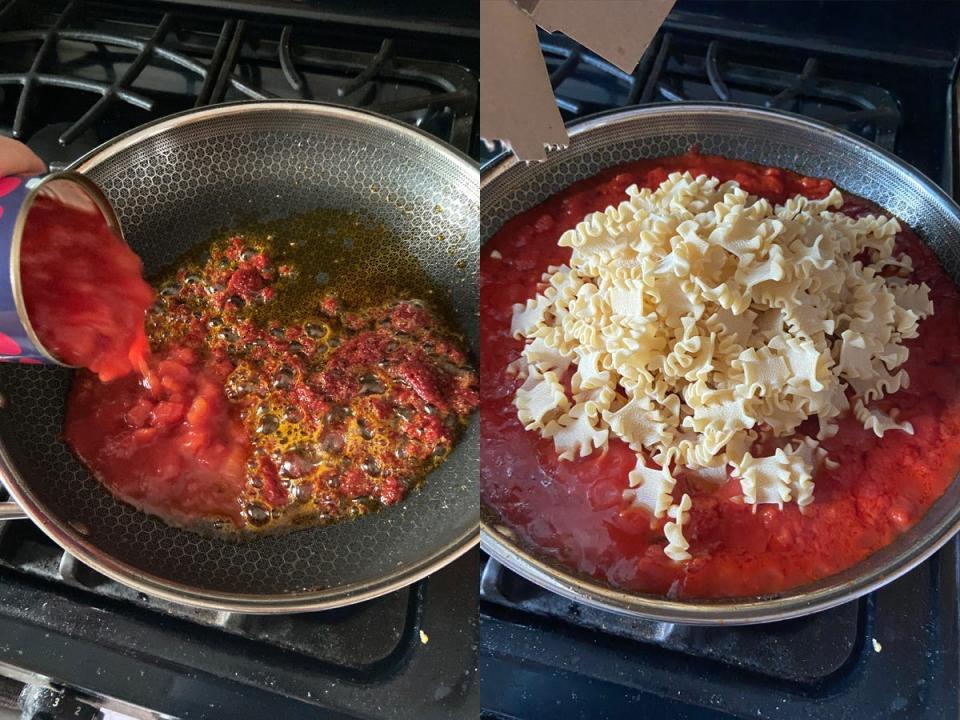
[{"xmin": 0, "ymin": 136, "xmax": 46, "ymax": 176}]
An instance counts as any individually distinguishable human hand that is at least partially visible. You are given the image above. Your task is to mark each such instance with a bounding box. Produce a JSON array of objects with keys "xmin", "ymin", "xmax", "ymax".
[{"xmin": 0, "ymin": 136, "xmax": 45, "ymax": 176}]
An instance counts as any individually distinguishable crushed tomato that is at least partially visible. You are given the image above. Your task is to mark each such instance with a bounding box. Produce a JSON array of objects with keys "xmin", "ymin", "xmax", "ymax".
[
  {"xmin": 21, "ymin": 194, "xmax": 155, "ymax": 380},
  {"xmin": 65, "ymin": 229, "xmax": 478, "ymax": 534},
  {"xmin": 480, "ymin": 150, "xmax": 960, "ymax": 599}
]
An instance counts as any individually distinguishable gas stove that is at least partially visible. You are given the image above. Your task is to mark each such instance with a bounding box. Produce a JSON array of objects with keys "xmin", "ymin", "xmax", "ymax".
[
  {"xmin": 0, "ymin": 1, "xmax": 479, "ymax": 718},
  {"xmin": 480, "ymin": 3, "xmax": 960, "ymax": 718},
  {"xmin": 0, "ymin": 0, "xmax": 479, "ymax": 166}
]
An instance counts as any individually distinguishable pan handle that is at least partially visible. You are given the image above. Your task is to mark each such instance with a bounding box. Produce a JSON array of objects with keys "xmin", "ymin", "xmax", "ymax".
[{"xmin": 0, "ymin": 500, "xmax": 27, "ymax": 520}]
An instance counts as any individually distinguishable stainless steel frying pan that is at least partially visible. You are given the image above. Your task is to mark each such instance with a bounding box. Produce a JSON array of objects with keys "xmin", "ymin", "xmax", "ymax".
[
  {"xmin": 0, "ymin": 100, "xmax": 479, "ymax": 612},
  {"xmin": 481, "ymin": 103, "xmax": 960, "ymax": 625}
]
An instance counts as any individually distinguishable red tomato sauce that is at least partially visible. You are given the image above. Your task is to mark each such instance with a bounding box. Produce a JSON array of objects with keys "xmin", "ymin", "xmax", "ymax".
[
  {"xmin": 21, "ymin": 194, "xmax": 154, "ymax": 381},
  {"xmin": 480, "ymin": 151, "xmax": 960, "ymax": 599},
  {"xmin": 66, "ymin": 346, "xmax": 249, "ymax": 527},
  {"xmin": 66, "ymin": 230, "xmax": 478, "ymax": 535}
]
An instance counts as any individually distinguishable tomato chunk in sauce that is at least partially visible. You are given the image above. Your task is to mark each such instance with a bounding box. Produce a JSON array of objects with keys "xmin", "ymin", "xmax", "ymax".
[
  {"xmin": 66, "ymin": 346, "xmax": 249, "ymax": 527},
  {"xmin": 65, "ymin": 230, "xmax": 478, "ymax": 534},
  {"xmin": 21, "ymin": 194, "xmax": 155, "ymax": 380},
  {"xmin": 480, "ymin": 151, "xmax": 960, "ymax": 599}
]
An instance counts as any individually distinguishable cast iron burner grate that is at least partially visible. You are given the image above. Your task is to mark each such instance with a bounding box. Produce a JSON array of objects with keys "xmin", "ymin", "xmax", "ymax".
[
  {"xmin": 480, "ymin": 27, "xmax": 901, "ymax": 163},
  {"xmin": 0, "ymin": 0, "xmax": 478, "ymax": 168},
  {"xmin": 544, "ymin": 32, "xmax": 900, "ymax": 151},
  {"xmin": 0, "ymin": 479, "xmax": 480, "ymax": 719},
  {"xmin": 481, "ymin": 558, "xmax": 860, "ymax": 685},
  {"xmin": 481, "ymin": 541, "xmax": 959, "ymax": 719}
]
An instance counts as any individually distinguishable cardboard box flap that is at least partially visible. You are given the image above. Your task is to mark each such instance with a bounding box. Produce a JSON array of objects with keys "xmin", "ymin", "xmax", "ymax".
[
  {"xmin": 528, "ymin": 0, "xmax": 673, "ymax": 75},
  {"xmin": 481, "ymin": 0, "xmax": 675, "ymax": 160},
  {"xmin": 480, "ymin": 0, "xmax": 569, "ymax": 160}
]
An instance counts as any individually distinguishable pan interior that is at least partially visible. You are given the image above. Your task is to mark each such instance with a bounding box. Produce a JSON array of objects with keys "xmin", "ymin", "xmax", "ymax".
[
  {"xmin": 481, "ymin": 104, "xmax": 960, "ymax": 620},
  {"xmin": 0, "ymin": 103, "xmax": 478, "ymax": 599}
]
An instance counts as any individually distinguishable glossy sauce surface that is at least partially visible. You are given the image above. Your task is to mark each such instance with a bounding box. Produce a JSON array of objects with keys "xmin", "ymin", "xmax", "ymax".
[
  {"xmin": 480, "ymin": 152, "xmax": 960, "ymax": 598},
  {"xmin": 67, "ymin": 214, "xmax": 478, "ymax": 535}
]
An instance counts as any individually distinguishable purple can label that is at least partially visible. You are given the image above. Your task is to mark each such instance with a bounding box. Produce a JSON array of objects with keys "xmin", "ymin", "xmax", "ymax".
[{"xmin": 0, "ymin": 173, "xmax": 47, "ymax": 365}]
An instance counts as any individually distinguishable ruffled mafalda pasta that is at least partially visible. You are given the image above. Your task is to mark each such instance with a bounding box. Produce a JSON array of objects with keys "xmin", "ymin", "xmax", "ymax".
[{"xmin": 510, "ymin": 171, "xmax": 935, "ymax": 562}]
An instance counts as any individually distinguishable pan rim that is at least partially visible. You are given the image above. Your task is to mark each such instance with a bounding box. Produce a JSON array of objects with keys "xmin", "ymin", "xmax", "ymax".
[
  {"xmin": 1, "ymin": 99, "xmax": 479, "ymax": 613},
  {"xmin": 480, "ymin": 100, "xmax": 960, "ymax": 625},
  {"xmin": 70, "ymin": 98, "xmax": 481, "ymax": 174}
]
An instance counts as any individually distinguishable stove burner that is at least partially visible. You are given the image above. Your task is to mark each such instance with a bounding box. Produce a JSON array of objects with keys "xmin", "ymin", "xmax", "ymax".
[
  {"xmin": 0, "ymin": 0, "xmax": 477, "ymax": 164},
  {"xmin": 543, "ymin": 32, "xmax": 900, "ymax": 150},
  {"xmin": 0, "ymin": 3, "xmax": 261, "ymax": 144},
  {"xmin": 481, "ymin": 28, "xmax": 902, "ymax": 163}
]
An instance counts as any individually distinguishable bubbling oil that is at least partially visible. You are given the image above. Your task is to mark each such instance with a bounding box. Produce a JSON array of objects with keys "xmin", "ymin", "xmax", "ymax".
[
  {"xmin": 146, "ymin": 208, "xmax": 476, "ymax": 536},
  {"xmin": 227, "ymin": 209, "xmax": 452, "ymax": 325}
]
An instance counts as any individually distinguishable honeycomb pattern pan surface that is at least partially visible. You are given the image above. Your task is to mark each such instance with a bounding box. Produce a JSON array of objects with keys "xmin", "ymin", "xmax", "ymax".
[
  {"xmin": 0, "ymin": 101, "xmax": 480, "ymax": 612},
  {"xmin": 480, "ymin": 103, "xmax": 960, "ymax": 624}
]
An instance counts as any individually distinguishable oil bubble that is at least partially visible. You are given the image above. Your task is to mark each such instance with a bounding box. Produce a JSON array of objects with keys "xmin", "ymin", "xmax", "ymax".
[{"xmin": 256, "ymin": 414, "xmax": 280, "ymax": 434}]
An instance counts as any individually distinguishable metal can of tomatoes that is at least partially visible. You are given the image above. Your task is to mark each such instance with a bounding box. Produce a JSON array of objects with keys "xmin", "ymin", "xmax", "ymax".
[{"xmin": 0, "ymin": 171, "xmax": 122, "ymax": 365}]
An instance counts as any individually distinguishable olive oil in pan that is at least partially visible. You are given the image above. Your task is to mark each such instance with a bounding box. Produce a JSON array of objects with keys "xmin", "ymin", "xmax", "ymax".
[
  {"xmin": 147, "ymin": 209, "xmax": 475, "ymax": 537},
  {"xmin": 230, "ymin": 209, "xmax": 456, "ymax": 322}
]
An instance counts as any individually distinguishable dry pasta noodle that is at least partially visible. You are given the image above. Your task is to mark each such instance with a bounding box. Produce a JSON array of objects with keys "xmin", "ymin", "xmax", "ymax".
[{"xmin": 511, "ymin": 172, "xmax": 934, "ymax": 561}]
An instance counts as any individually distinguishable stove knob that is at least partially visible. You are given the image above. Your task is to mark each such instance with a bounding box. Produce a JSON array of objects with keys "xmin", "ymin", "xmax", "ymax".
[{"xmin": 18, "ymin": 685, "xmax": 100, "ymax": 720}]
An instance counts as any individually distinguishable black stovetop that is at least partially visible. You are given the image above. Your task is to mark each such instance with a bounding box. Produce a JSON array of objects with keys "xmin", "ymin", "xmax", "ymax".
[
  {"xmin": 0, "ymin": 0, "xmax": 479, "ymax": 165},
  {"xmin": 480, "ymin": 3, "xmax": 960, "ymax": 719},
  {"xmin": 0, "ymin": 1, "xmax": 478, "ymax": 719}
]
